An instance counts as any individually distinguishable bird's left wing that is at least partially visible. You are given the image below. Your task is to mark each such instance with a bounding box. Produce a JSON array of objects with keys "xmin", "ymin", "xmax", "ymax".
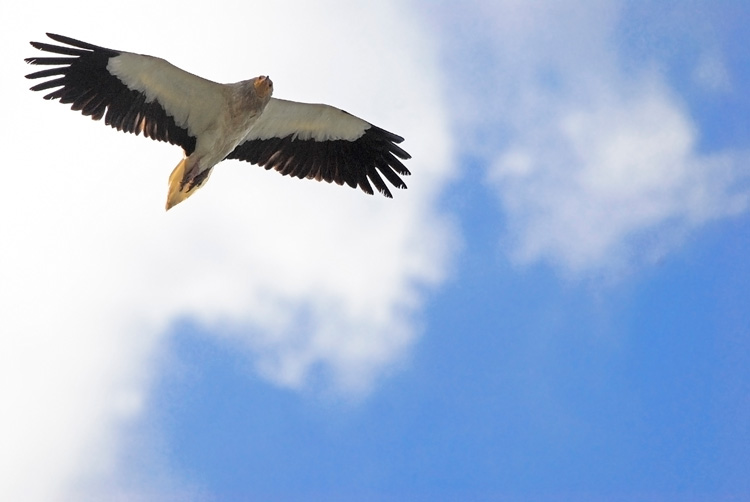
[
  {"xmin": 24, "ymin": 33, "xmax": 227, "ymax": 155},
  {"xmin": 226, "ymin": 98, "xmax": 411, "ymax": 197}
]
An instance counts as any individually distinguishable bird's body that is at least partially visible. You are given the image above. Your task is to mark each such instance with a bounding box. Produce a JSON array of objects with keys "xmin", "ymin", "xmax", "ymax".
[
  {"xmin": 24, "ymin": 34, "xmax": 410, "ymax": 209},
  {"xmin": 162, "ymin": 77, "xmax": 273, "ymax": 208}
]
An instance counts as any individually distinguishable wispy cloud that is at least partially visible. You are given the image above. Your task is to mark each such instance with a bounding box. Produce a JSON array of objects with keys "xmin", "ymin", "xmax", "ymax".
[
  {"xmin": 434, "ymin": 0, "xmax": 750, "ymax": 274},
  {"xmin": 1, "ymin": 1, "xmax": 454, "ymax": 499},
  {"xmin": 492, "ymin": 78, "xmax": 749, "ymax": 272},
  {"xmin": 693, "ymin": 50, "xmax": 732, "ymax": 92}
]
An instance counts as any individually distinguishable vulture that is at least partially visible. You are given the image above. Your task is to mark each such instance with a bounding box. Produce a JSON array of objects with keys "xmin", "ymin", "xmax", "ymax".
[{"xmin": 24, "ymin": 33, "xmax": 411, "ymax": 210}]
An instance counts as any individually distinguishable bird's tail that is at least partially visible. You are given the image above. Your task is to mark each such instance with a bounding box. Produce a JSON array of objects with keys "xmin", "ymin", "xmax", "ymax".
[{"xmin": 166, "ymin": 156, "xmax": 213, "ymax": 210}]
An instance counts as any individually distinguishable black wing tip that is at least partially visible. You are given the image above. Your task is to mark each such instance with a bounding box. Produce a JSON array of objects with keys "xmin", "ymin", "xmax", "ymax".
[
  {"xmin": 379, "ymin": 184, "xmax": 397, "ymax": 198},
  {"xmin": 25, "ymin": 33, "xmax": 119, "ymax": 80},
  {"xmin": 27, "ymin": 33, "xmax": 67, "ymax": 48},
  {"xmin": 349, "ymin": 125, "xmax": 412, "ymax": 197},
  {"xmin": 45, "ymin": 33, "xmax": 109, "ymax": 51},
  {"xmin": 370, "ymin": 124, "xmax": 404, "ymax": 142},
  {"xmin": 26, "ymin": 33, "xmax": 117, "ymax": 59},
  {"xmin": 359, "ymin": 180, "xmax": 405, "ymax": 199},
  {"xmin": 361, "ymin": 126, "xmax": 412, "ymax": 195},
  {"xmin": 366, "ymin": 125, "xmax": 412, "ymax": 159}
]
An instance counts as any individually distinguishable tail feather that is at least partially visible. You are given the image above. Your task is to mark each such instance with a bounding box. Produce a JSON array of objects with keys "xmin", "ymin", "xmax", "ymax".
[
  {"xmin": 166, "ymin": 157, "xmax": 190, "ymax": 210},
  {"xmin": 165, "ymin": 157, "xmax": 213, "ymax": 210}
]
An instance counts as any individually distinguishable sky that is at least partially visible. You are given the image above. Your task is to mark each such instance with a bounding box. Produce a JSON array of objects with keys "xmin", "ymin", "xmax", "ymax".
[{"xmin": 1, "ymin": 0, "xmax": 749, "ymax": 500}]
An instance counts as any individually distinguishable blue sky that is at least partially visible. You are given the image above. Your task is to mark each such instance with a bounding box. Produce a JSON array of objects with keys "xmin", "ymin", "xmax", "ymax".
[{"xmin": 1, "ymin": 1, "xmax": 749, "ymax": 501}]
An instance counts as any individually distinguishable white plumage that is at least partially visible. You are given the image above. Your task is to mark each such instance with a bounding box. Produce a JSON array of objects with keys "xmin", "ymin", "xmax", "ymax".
[{"xmin": 25, "ymin": 33, "xmax": 411, "ymax": 209}]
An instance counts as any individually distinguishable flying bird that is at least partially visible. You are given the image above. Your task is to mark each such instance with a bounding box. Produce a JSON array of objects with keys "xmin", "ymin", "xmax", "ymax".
[{"xmin": 24, "ymin": 33, "xmax": 411, "ymax": 210}]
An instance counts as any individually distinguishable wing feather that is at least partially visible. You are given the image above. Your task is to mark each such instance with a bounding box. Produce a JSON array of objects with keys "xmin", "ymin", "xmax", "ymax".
[
  {"xmin": 226, "ymin": 98, "xmax": 411, "ymax": 197},
  {"xmin": 25, "ymin": 33, "xmax": 202, "ymax": 155}
]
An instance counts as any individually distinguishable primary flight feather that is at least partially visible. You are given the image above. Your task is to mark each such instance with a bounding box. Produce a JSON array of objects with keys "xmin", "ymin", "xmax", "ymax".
[{"xmin": 24, "ymin": 33, "xmax": 411, "ymax": 209}]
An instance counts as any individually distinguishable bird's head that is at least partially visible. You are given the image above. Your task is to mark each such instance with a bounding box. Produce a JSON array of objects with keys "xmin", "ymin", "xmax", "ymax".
[{"xmin": 254, "ymin": 75, "xmax": 273, "ymax": 99}]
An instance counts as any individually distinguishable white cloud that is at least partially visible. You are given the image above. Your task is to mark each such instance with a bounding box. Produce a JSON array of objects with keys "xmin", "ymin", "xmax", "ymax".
[
  {"xmin": 492, "ymin": 78, "xmax": 749, "ymax": 272},
  {"xmin": 433, "ymin": 0, "xmax": 750, "ymax": 274},
  {"xmin": 1, "ymin": 1, "xmax": 455, "ymax": 500}
]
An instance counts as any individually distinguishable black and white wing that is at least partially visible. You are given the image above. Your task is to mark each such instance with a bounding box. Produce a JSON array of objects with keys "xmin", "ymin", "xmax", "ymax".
[
  {"xmin": 24, "ymin": 33, "xmax": 227, "ymax": 156},
  {"xmin": 226, "ymin": 98, "xmax": 411, "ymax": 198}
]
